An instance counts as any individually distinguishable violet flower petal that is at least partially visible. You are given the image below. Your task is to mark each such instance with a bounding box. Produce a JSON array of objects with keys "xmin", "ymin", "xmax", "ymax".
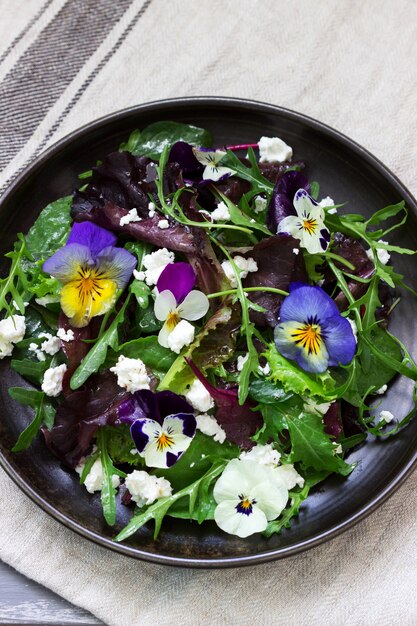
[
  {"xmin": 267, "ymin": 171, "xmax": 310, "ymax": 232},
  {"xmin": 43, "ymin": 243, "xmax": 92, "ymax": 282},
  {"xmin": 280, "ymin": 283, "xmax": 340, "ymax": 324},
  {"xmin": 130, "ymin": 418, "xmax": 153, "ymax": 453},
  {"xmin": 155, "ymin": 390, "xmax": 194, "ymax": 420},
  {"xmin": 96, "ymin": 245, "xmax": 136, "ymax": 290},
  {"xmin": 157, "ymin": 262, "xmax": 196, "ymax": 304},
  {"xmin": 168, "ymin": 141, "xmax": 203, "ymax": 175},
  {"xmin": 66, "ymin": 221, "xmax": 116, "ymax": 256}
]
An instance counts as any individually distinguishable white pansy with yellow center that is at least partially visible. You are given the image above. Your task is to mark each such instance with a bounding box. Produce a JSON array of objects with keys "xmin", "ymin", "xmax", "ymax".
[
  {"xmin": 192, "ymin": 147, "xmax": 234, "ymax": 182},
  {"xmin": 278, "ymin": 188, "xmax": 331, "ymax": 254}
]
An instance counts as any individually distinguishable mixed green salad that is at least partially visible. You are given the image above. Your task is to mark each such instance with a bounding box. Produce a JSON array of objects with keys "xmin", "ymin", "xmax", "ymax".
[{"xmin": 1, "ymin": 121, "xmax": 417, "ymax": 540}]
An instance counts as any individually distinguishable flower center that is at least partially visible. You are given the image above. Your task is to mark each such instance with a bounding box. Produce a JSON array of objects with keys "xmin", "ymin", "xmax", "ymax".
[
  {"xmin": 166, "ymin": 310, "xmax": 180, "ymax": 330},
  {"xmin": 156, "ymin": 431, "xmax": 175, "ymax": 452},
  {"xmin": 291, "ymin": 323, "xmax": 322, "ymax": 355},
  {"xmin": 301, "ymin": 217, "xmax": 318, "ymax": 235},
  {"xmin": 74, "ymin": 266, "xmax": 105, "ymax": 304},
  {"xmin": 236, "ymin": 495, "xmax": 256, "ymax": 516}
]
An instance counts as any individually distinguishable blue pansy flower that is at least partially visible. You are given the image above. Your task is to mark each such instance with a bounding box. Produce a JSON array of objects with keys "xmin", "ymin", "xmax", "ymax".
[{"xmin": 274, "ymin": 283, "xmax": 356, "ymax": 374}]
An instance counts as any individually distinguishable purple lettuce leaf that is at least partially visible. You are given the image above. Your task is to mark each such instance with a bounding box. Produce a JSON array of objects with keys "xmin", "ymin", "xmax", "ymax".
[
  {"xmin": 323, "ymin": 401, "xmax": 343, "ymax": 438},
  {"xmin": 43, "ymin": 371, "xmax": 129, "ymax": 468},
  {"xmin": 267, "ymin": 171, "xmax": 310, "ymax": 233},
  {"xmin": 259, "ymin": 160, "xmax": 305, "ymax": 185},
  {"xmin": 242, "ymin": 235, "xmax": 308, "ymax": 327},
  {"xmin": 185, "ymin": 358, "xmax": 262, "ymax": 449}
]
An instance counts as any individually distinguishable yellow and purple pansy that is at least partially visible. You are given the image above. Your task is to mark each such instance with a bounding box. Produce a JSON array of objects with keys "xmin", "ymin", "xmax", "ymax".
[
  {"xmin": 274, "ymin": 282, "xmax": 356, "ymax": 374},
  {"xmin": 118, "ymin": 390, "xmax": 196, "ymax": 468},
  {"xmin": 154, "ymin": 262, "xmax": 209, "ymax": 349},
  {"xmin": 278, "ymin": 188, "xmax": 330, "ymax": 254},
  {"xmin": 43, "ymin": 222, "xmax": 136, "ymax": 327}
]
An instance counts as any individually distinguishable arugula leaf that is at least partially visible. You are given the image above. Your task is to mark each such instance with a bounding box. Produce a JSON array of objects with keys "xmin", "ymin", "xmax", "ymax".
[
  {"xmin": 0, "ymin": 235, "xmax": 33, "ymax": 315},
  {"xmin": 120, "ymin": 122, "xmax": 212, "ymax": 160},
  {"xmin": 79, "ymin": 448, "xmax": 100, "ymax": 484},
  {"xmin": 70, "ymin": 295, "xmax": 131, "ymax": 390},
  {"xmin": 97, "ymin": 428, "xmax": 126, "ymax": 526},
  {"xmin": 9, "ymin": 388, "xmax": 56, "ymax": 451},
  {"xmin": 222, "ymin": 148, "xmax": 274, "ymax": 195},
  {"xmin": 114, "ymin": 462, "xmax": 226, "ymax": 542}
]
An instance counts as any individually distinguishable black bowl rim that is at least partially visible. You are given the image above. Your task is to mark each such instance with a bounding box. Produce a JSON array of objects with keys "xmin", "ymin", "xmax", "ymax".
[{"xmin": 1, "ymin": 96, "xmax": 416, "ymax": 568}]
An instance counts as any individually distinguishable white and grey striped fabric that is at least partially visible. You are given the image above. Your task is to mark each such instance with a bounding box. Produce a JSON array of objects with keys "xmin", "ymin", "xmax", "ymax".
[{"xmin": 1, "ymin": 1, "xmax": 417, "ymax": 625}]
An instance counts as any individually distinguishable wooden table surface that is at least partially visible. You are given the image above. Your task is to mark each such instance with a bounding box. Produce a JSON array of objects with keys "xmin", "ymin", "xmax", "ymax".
[{"xmin": 0, "ymin": 561, "xmax": 102, "ymax": 625}]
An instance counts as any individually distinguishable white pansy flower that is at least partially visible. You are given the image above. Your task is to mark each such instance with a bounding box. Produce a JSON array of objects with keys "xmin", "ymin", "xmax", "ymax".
[
  {"xmin": 278, "ymin": 189, "xmax": 331, "ymax": 254},
  {"xmin": 192, "ymin": 147, "xmax": 234, "ymax": 182}
]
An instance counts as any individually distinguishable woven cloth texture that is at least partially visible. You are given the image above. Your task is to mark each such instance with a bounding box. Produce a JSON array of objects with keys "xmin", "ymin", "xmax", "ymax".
[{"xmin": 0, "ymin": 0, "xmax": 417, "ymax": 624}]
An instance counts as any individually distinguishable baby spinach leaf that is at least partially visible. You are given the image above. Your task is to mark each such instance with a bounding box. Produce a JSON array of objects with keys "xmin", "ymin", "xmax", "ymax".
[
  {"xmin": 248, "ymin": 378, "xmax": 293, "ymax": 405},
  {"xmin": 116, "ymin": 336, "xmax": 176, "ymax": 372},
  {"xmin": 120, "ymin": 122, "xmax": 212, "ymax": 160},
  {"xmin": 11, "ymin": 357, "xmax": 51, "ymax": 385},
  {"xmin": 25, "ymin": 196, "xmax": 72, "ymax": 260}
]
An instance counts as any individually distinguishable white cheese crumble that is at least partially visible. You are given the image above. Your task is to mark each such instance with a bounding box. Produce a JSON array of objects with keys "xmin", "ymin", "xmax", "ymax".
[
  {"xmin": 318, "ymin": 196, "xmax": 336, "ymax": 209},
  {"xmin": 185, "ymin": 378, "xmax": 214, "ymax": 413},
  {"xmin": 119, "ymin": 208, "xmax": 142, "ymax": 226},
  {"xmin": 39, "ymin": 332, "xmax": 61, "ymax": 356},
  {"xmin": 110, "ymin": 355, "xmax": 150, "ymax": 392},
  {"xmin": 258, "ymin": 362, "xmax": 270, "ymax": 376},
  {"xmin": 292, "ymin": 248, "xmax": 300, "ymax": 255},
  {"xmin": 380, "ymin": 410, "xmax": 395, "ymax": 423},
  {"xmin": 157, "ymin": 219, "xmax": 169, "ymax": 229},
  {"xmin": 333, "ymin": 443, "xmax": 343, "ymax": 455},
  {"xmin": 196, "ymin": 413, "xmax": 226, "ymax": 443},
  {"xmin": 221, "ymin": 256, "xmax": 258, "ymax": 287},
  {"xmin": 75, "ymin": 457, "xmax": 120, "ymax": 494},
  {"xmin": 57, "ymin": 328, "xmax": 75, "ymax": 342},
  {"xmin": 142, "ymin": 248, "xmax": 175, "ymax": 286},
  {"xmin": 254, "ymin": 195, "xmax": 267, "ymax": 213},
  {"xmin": 28, "ymin": 342, "xmax": 46, "ymax": 361},
  {"xmin": 240, "ymin": 443, "xmax": 281, "ymax": 467},
  {"xmin": 258, "ymin": 136, "xmax": 293, "ymax": 163},
  {"xmin": 237, "ymin": 353, "xmax": 249, "ymax": 371},
  {"xmin": 41, "ymin": 364, "xmax": 67, "ymax": 397},
  {"xmin": 366, "ymin": 240, "xmax": 391, "ymax": 265},
  {"xmin": 211, "ymin": 201, "xmax": 230, "ymax": 221},
  {"xmin": 125, "ymin": 470, "xmax": 172, "ymax": 507},
  {"xmin": 347, "ymin": 318, "xmax": 358, "ymax": 341},
  {"xmin": 303, "ymin": 397, "xmax": 332, "ymax": 415},
  {"xmin": 133, "ymin": 269, "xmax": 146, "ymax": 281},
  {"xmin": 0, "ymin": 315, "xmax": 26, "ymax": 359},
  {"xmin": 35, "ymin": 294, "xmax": 60, "ymax": 306},
  {"xmin": 148, "ymin": 202, "xmax": 156, "ymax": 218},
  {"xmin": 167, "ymin": 319, "xmax": 195, "ymax": 353},
  {"xmin": 375, "ymin": 384, "xmax": 387, "ymax": 395},
  {"xmin": 275, "ymin": 463, "xmax": 305, "ymax": 489}
]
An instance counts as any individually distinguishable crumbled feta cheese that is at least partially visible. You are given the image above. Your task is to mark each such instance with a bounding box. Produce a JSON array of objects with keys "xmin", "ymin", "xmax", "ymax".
[
  {"xmin": 318, "ymin": 196, "xmax": 336, "ymax": 209},
  {"xmin": 75, "ymin": 458, "xmax": 120, "ymax": 494},
  {"xmin": 211, "ymin": 201, "xmax": 230, "ymax": 221},
  {"xmin": 347, "ymin": 318, "xmax": 358, "ymax": 341},
  {"xmin": 375, "ymin": 384, "xmax": 387, "ymax": 395},
  {"xmin": 221, "ymin": 256, "xmax": 258, "ymax": 287},
  {"xmin": 56, "ymin": 328, "xmax": 75, "ymax": 342},
  {"xmin": 185, "ymin": 378, "xmax": 215, "ymax": 413},
  {"xmin": 133, "ymin": 269, "xmax": 146, "ymax": 281},
  {"xmin": 39, "ymin": 332, "xmax": 61, "ymax": 356},
  {"xmin": 142, "ymin": 248, "xmax": 175, "ymax": 286},
  {"xmin": 258, "ymin": 136, "xmax": 293, "ymax": 163},
  {"xmin": 35, "ymin": 294, "xmax": 60, "ymax": 306},
  {"xmin": 196, "ymin": 413, "xmax": 226, "ymax": 443},
  {"xmin": 110, "ymin": 355, "xmax": 150, "ymax": 392},
  {"xmin": 148, "ymin": 202, "xmax": 156, "ymax": 218},
  {"xmin": 124, "ymin": 470, "xmax": 172, "ymax": 507},
  {"xmin": 304, "ymin": 397, "xmax": 332, "ymax": 415},
  {"xmin": 292, "ymin": 248, "xmax": 300, "ymax": 255},
  {"xmin": 366, "ymin": 240, "xmax": 391, "ymax": 265},
  {"xmin": 240, "ymin": 443, "xmax": 281, "ymax": 468},
  {"xmin": 254, "ymin": 195, "xmax": 267, "ymax": 213},
  {"xmin": 28, "ymin": 342, "xmax": 46, "ymax": 361},
  {"xmin": 190, "ymin": 462, "xmax": 195, "ymax": 468},
  {"xmin": 258, "ymin": 362, "xmax": 270, "ymax": 376},
  {"xmin": 275, "ymin": 463, "xmax": 305, "ymax": 489},
  {"xmin": 157, "ymin": 219, "xmax": 169, "ymax": 229},
  {"xmin": 237, "ymin": 353, "xmax": 249, "ymax": 371},
  {"xmin": 0, "ymin": 315, "xmax": 26, "ymax": 359},
  {"xmin": 380, "ymin": 410, "xmax": 395, "ymax": 423},
  {"xmin": 119, "ymin": 208, "xmax": 142, "ymax": 226},
  {"xmin": 333, "ymin": 443, "xmax": 343, "ymax": 455},
  {"xmin": 41, "ymin": 364, "xmax": 67, "ymax": 397},
  {"xmin": 166, "ymin": 319, "xmax": 195, "ymax": 353}
]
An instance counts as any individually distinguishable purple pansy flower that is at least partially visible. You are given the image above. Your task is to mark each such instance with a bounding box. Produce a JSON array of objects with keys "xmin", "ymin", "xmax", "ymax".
[
  {"xmin": 154, "ymin": 262, "xmax": 209, "ymax": 352},
  {"xmin": 43, "ymin": 222, "xmax": 136, "ymax": 327},
  {"xmin": 274, "ymin": 282, "xmax": 356, "ymax": 374},
  {"xmin": 118, "ymin": 389, "xmax": 196, "ymax": 468}
]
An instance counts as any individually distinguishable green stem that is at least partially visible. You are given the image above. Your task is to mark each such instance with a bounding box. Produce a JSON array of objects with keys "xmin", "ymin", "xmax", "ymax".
[{"xmin": 207, "ymin": 286, "xmax": 289, "ymax": 299}]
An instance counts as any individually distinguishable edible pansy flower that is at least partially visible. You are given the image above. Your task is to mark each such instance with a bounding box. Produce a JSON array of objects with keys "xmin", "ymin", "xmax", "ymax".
[
  {"xmin": 278, "ymin": 189, "xmax": 330, "ymax": 254},
  {"xmin": 43, "ymin": 222, "xmax": 136, "ymax": 327},
  {"xmin": 192, "ymin": 147, "xmax": 234, "ymax": 182},
  {"xmin": 267, "ymin": 170, "xmax": 310, "ymax": 232},
  {"xmin": 118, "ymin": 389, "xmax": 196, "ymax": 468},
  {"xmin": 213, "ymin": 459, "xmax": 289, "ymax": 538},
  {"xmin": 154, "ymin": 262, "xmax": 209, "ymax": 349},
  {"xmin": 274, "ymin": 282, "xmax": 356, "ymax": 374}
]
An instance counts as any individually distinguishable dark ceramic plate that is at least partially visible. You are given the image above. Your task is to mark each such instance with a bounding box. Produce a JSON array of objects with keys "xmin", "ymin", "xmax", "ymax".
[{"xmin": 1, "ymin": 97, "xmax": 416, "ymax": 568}]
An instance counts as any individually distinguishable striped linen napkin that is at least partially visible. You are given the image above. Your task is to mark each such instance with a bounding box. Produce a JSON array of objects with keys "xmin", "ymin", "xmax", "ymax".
[{"xmin": 0, "ymin": 1, "xmax": 417, "ymax": 625}]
